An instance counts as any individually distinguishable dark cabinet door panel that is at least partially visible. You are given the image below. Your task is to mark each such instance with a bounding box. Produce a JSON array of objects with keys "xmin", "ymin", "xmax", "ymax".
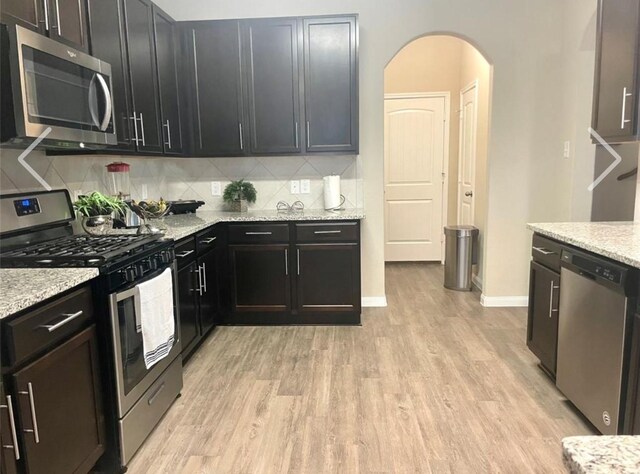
[
  {"xmin": 178, "ymin": 262, "xmax": 200, "ymax": 357},
  {"xmin": 1, "ymin": 0, "xmax": 45, "ymax": 32},
  {"xmin": 303, "ymin": 16, "xmax": 358, "ymax": 153},
  {"xmin": 189, "ymin": 21, "xmax": 245, "ymax": 156},
  {"xmin": 296, "ymin": 243, "xmax": 360, "ymax": 312},
  {"xmin": 230, "ymin": 245, "xmax": 291, "ymax": 312},
  {"xmin": 153, "ymin": 5, "xmax": 183, "ymax": 155},
  {"xmin": 12, "ymin": 325, "xmax": 105, "ymax": 474},
  {"xmin": 87, "ymin": 0, "xmax": 134, "ymax": 151},
  {"xmin": 592, "ymin": 0, "xmax": 640, "ymax": 141},
  {"xmin": 527, "ymin": 261, "xmax": 560, "ymax": 376},
  {"xmin": 123, "ymin": 0, "xmax": 162, "ymax": 153},
  {"xmin": 48, "ymin": 0, "xmax": 89, "ymax": 51},
  {"xmin": 243, "ymin": 18, "xmax": 301, "ymax": 154},
  {"xmin": 198, "ymin": 248, "xmax": 220, "ymax": 334}
]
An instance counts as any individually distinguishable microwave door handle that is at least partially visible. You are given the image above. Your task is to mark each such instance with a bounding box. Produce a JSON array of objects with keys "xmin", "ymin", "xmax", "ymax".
[
  {"xmin": 95, "ymin": 73, "xmax": 113, "ymax": 132},
  {"xmin": 88, "ymin": 74, "xmax": 101, "ymax": 128}
]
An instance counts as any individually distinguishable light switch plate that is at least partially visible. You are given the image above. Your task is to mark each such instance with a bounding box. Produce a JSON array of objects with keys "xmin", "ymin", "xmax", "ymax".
[
  {"xmin": 211, "ymin": 181, "xmax": 222, "ymax": 196},
  {"xmin": 290, "ymin": 180, "xmax": 300, "ymax": 194},
  {"xmin": 141, "ymin": 184, "xmax": 148, "ymax": 199},
  {"xmin": 300, "ymin": 179, "xmax": 311, "ymax": 194}
]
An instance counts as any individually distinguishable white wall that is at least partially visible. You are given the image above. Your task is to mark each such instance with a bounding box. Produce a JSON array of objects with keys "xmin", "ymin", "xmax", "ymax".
[{"xmin": 149, "ymin": 0, "xmax": 598, "ymax": 301}]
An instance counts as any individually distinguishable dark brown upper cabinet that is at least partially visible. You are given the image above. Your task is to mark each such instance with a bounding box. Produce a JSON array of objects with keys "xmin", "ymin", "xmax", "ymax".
[
  {"xmin": 592, "ymin": 0, "xmax": 640, "ymax": 143},
  {"xmin": 302, "ymin": 16, "xmax": 358, "ymax": 153},
  {"xmin": 242, "ymin": 18, "xmax": 303, "ymax": 154},
  {"xmin": 185, "ymin": 20, "xmax": 246, "ymax": 156},
  {"xmin": 122, "ymin": 0, "xmax": 163, "ymax": 154},
  {"xmin": 153, "ymin": 4, "xmax": 183, "ymax": 155},
  {"xmin": 1, "ymin": 0, "xmax": 89, "ymax": 51}
]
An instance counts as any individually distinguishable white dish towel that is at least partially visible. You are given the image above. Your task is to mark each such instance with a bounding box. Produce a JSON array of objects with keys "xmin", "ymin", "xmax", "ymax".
[{"xmin": 138, "ymin": 267, "xmax": 175, "ymax": 369}]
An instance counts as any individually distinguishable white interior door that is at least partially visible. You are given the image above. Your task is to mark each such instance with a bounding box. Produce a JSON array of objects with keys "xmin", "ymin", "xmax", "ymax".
[
  {"xmin": 384, "ymin": 95, "xmax": 446, "ymax": 262},
  {"xmin": 458, "ymin": 81, "xmax": 478, "ymax": 225}
]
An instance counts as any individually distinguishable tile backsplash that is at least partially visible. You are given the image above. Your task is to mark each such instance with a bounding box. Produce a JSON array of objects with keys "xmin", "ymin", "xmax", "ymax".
[{"xmin": 0, "ymin": 150, "xmax": 363, "ymax": 211}]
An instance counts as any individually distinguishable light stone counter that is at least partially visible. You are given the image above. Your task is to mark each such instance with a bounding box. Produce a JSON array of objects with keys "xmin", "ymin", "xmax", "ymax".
[
  {"xmin": 0, "ymin": 268, "xmax": 99, "ymax": 320},
  {"xmin": 527, "ymin": 222, "xmax": 640, "ymax": 268},
  {"xmin": 562, "ymin": 436, "xmax": 640, "ymax": 473}
]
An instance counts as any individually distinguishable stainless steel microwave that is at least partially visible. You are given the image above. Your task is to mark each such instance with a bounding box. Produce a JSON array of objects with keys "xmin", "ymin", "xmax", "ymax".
[{"xmin": 1, "ymin": 24, "xmax": 117, "ymax": 148}]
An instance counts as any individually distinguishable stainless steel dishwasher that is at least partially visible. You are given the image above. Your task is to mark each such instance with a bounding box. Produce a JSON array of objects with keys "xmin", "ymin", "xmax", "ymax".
[{"xmin": 557, "ymin": 248, "xmax": 637, "ymax": 434}]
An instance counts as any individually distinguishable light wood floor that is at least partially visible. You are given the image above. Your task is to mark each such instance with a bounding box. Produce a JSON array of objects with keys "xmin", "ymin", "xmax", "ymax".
[{"xmin": 128, "ymin": 263, "xmax": 594, "ymax": 474}]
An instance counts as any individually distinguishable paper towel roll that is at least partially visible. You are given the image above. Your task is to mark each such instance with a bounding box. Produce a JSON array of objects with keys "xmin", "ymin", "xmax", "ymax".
[{"xmin": 323, "ymin": 175, "xmax": 342, "ymax": 210}]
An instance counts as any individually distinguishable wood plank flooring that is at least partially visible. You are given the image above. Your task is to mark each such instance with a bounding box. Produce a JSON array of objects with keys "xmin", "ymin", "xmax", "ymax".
[{"xmin": 127, "ymin": 263, "xmax": 594, "ymax": 474}]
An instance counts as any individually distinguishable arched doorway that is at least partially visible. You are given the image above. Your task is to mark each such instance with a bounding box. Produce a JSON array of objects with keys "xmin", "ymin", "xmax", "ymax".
[{"xmin": 383, "ymin": 34, "xmax": 492, "ymax": 288}]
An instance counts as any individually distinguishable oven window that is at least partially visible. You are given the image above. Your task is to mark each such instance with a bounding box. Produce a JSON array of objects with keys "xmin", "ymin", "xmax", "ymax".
[
  {"xmin": 21, "ymin": 46, "xmax": 109, "ymax": 131},
  {"xmin": 117, "ymin": 296, "xmax": 148, "ymax": 396}
]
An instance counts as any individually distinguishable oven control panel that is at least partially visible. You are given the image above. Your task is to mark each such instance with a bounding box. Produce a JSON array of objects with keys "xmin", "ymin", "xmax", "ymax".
[{"xmin": 13, "ymin": 197, "xmax": 41, "ymax": 217}]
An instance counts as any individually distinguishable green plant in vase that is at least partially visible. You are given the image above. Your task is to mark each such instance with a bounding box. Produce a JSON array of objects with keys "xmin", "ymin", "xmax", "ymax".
[
  {"xmin": 73, "ymin": 191, "xmax": 126, "ymax": 235},
  {"xmin": 223, "ymin": 180, "xmax": 257, "ymax": 212}
]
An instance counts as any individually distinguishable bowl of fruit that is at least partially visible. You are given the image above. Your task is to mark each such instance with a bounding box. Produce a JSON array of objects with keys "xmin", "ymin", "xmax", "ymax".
[{"xmin": 130, "ymin": 198, "xmax": 171, "ymax": 220}]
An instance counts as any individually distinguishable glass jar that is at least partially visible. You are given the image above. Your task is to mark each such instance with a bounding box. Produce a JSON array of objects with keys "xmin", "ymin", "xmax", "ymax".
[{"xmin": 106, "ymin": 162, "xmax": 131, "ymax": 201}]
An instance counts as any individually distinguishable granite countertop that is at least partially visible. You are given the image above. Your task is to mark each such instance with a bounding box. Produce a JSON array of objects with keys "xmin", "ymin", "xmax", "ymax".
[
  {"xmin": 150, "ymin": 208, "xmax": 365, "ymax": 241},
  {"xmin": 527, "ymin": 222, "xmax": 640, "ymax": 269},
  {"xmin": 562, "ymin": 436, "xmax": 640, "ymax": 473},
  {"xmin": 0, "ymin": 268, "xmax": 99, "ymax": 320}
]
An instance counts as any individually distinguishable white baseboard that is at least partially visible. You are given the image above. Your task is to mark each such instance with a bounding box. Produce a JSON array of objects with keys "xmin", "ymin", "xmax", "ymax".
[
  {"xmin": 362, "ymin": 296, "xmax": 388, "ymax": 307},
  {"xmin": 472, "ymin": 274, "xmax": 483, "ymax": 291},
  {"xmin": 480, "ymin": 294, "xmax": 529, "ymax": 308}
]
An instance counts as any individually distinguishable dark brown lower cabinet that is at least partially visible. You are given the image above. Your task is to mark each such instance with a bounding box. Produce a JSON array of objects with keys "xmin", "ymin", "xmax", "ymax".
[
  {"xmin": 0, "ymin": 383, "xmax": 19, "ymax": 474},
  {"xmin": 230, "ymin": 244, "xmax": 291, "ymax": 313},
  {"xmin": 527, "ymin": 261, "xmax": 560, "ymax": 377},
  {"xmin": 296, "ymin": 243, "xmax": 360, "ymax": 313},
  {"xmin": 11, "ymin": 325, "xmax": 106, "ymax": 474},
  {"xmin": 198, "ymin": 247, "xmax": 220, "ymax": 334}
]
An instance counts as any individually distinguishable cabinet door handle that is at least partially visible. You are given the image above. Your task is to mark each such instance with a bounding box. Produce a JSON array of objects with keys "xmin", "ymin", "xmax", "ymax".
[
  {"xmin": 164, "ymin": 120, "xmax": 172, "ymax": 149},
  {"xmin": 39, "ymin": 310, "xmax": 84, "ymax": 332},
  {"xmin": 549, "ymin": 281, "xmax": 560, "ymax": 318},
  {"xmin": 130, "ymin": 112, "xmax": 140, "ymax": 145},
  {"xmin": 53, "ymin": 0, "xmax": 61, "ymax": 34},
  {"xmin": 245, "ymin": 231, "xmax": 272, "ymax": 236},
  {"xmin": 239, "ymin": 123, "xmax": 244, "ymax": 150},
  {"xmin": 1, "ymin": 396, "xmax": 20, "ymax": 460},
  {"xmin": 201, "ymin": 237, "xmax": 217, "ymax": 244},
  {"xmin": 176, "ymin": 250, "xmax": 194, "ymax": 258},
  {"xmin": 314, "ymin": 230, "xmax": 342, "ymax": 234},
  {"xmin": 297, "ymin": 248, "xmax": 301, "ymax": 275},
  {"xmin": 19, "ymin": 383, "xmax": 40, "ymax": 444},
  {"xmin": 42, "ymin": 0, "xmax": 50, "ymax": 31},
  {"xmin": 533, "ymin": 246, "xmax": 555, "ymax": 256},
  {"xmin": 139, "ymin": 113, "xmax": 146, "ymax": 146},
  {"xmin": 306, "ymin": 121, "xmax": 311, "ymax": 148},
  {"xmin": 621, "ymin": 87, "xmax": 633, "ymax": 129},
  {"xmin": 201, "ymin": 263, "xmax": 207, "ymax": 293},
  {"xmin": 196, "ymin": 265, "xmax": 204, "ymax": 296},
  {"xmin": 285, "ymin": 249, "xmax": 289, "ymax": 276},
  {"xmin": 192, "ymin": 30, "xmax": 203, "ymax": 150},
  {"xmin": 295, "ymin": 122, "xmax": 299, "ymax": 148}
]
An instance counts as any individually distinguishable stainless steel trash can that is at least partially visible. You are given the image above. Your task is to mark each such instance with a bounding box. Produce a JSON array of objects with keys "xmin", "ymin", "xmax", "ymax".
[{"xmin": 444, "ymin": 225, "xmax": 479, "ymax": 291}]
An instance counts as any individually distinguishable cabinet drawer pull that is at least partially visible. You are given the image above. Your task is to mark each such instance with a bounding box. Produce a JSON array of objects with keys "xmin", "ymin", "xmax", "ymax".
[
  {"xmin": 549, "ymin": 282, "xmax": 560, "ymax": 318},
  {"xmin": 148, "ymin": 382, "xmax": 166, "ymax": 405},
  {"xmin": 1, "ymin": 396, "xmax": 20, "ymax": 460},
  {"xmin": 533, "ymin": 246, "xmax": 555, "ymax": 256},
  {"xmin": 245, "ymin": 232, "xmax": 272, "ymax": 236},
  {"xmin": 201, "ymin": 237, "xmax": 217, "ymax": 244},
  {"xmin": 314, "ymin": 230, "xmax": 342, "ymax": 234},
  {"xmin": 39, "ymin": 310, "xmax": 84, "ymax": 332},
  {"xmin": 176, "ymin": 250, "xmax": 195, "ymax": 258},
  {"xmin": 621, "ymin": 87, "xmax": 633, "ymax": 129},
  {"xmin": 19, "ymin": 383, "xmax": 40, "ymax": 444}
]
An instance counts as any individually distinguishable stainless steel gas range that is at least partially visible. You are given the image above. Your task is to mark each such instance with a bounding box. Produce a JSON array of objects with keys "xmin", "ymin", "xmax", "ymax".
[{"xmin": 0, "ymin": 189, "xmax": 182, "ymax": 471}]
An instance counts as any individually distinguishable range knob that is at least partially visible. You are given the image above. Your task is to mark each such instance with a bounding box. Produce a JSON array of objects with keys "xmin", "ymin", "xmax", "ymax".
[
  {"xmin": 149, "ymin": 256, "xmax": 159, "ymax": 270},
  {"xmin": 160, "ymin": 250, "xmax": 172, "ymax": 264},
  {"xmin": 125, "ymin": 266, "xmax": 138, "ymax": 282}
]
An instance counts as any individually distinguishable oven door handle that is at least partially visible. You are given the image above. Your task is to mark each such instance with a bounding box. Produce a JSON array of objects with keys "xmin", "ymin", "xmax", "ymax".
[{"xmin": 113, "ymin": 264, "xmax": 174, "ymax": 301}]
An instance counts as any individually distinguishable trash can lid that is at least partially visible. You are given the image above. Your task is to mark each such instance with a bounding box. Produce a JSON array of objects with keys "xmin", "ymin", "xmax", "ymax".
[{"xmin": 444, "ymin": 225, "xmax": 479, "ymax": 237}]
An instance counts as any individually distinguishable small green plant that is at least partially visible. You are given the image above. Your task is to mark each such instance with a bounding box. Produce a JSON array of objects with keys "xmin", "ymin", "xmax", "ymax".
[
  {"xmin": 223, "ymin": 180, "xmax": 257, "ymax": 204},
  {"xmin": 74, "ymin": 191, "xmax": 126, "ymax": 217}
]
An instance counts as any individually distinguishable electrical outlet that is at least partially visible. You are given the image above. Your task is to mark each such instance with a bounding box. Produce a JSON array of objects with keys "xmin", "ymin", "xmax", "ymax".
[
  {"xmin": 563, "ymin": 141, "xmax": 571, "ymax": 159},
  {"xmin": 141, "ymin": 184, "xmax": 148, "ymax": 199},
  {"xmin": 211, "ymin": 181, "xmax": 222, "ymax": 196},
  {"xmin": 290, "ymin": 180, "xmax": 300, "ymax": 194},
  {"xmin": 300, "ymin": 179, "xmax": 311, "ymax": 194}
]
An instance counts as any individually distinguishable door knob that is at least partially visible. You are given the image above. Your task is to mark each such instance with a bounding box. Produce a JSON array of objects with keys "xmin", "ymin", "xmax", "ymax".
[{"xmin": 464, "ymin": 191, "xmax": 474, "ymax": 197}]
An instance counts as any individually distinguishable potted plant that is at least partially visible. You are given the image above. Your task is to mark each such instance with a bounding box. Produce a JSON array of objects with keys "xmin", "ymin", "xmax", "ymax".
[
  {"xmin": 223, "ymin": 180, "xmax": 257, "ymax": 212},
  {"xmin": 74, "ymin": 191, "xmax": 126, "ymax": 235}
]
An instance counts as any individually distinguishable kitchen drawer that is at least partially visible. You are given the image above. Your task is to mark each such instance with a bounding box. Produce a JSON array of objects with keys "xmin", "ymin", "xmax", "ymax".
[
  {"xmin": 3, "ymin": 285, "xmax": 94, "ymax": 367},
  {"xmin": 175, "ymin": 237, "xmax": 196, "ymax": 268},
  {"xmin": 532, "ymin": 234, "xmax": 563, "ymax": 272},
  {"xmin": 196, "ymin": 225, "xmax": 220, "ymax": 253},
  {"xmin": 228, "ymin": 224, "xmax": 290, "ymax": 244},
  {"xmin": 295, "ymin": 221, "xmax": 359, "ymax": 243}
]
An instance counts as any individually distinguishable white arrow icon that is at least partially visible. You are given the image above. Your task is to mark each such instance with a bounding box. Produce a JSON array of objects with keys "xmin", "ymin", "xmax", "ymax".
[{"xmin": 588, "ymin": 127, "xmax": 623, "ymax": 191}]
